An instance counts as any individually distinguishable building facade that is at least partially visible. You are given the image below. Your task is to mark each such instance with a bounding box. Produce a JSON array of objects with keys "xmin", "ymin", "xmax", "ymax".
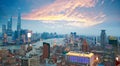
[
  {"xmin": 43, "ymin": 42, "xmax": 50, "ymax": 59},
  {"xmin": 17, "ymin": 9, "xmax": 21, "ymax": 44},
  {"xmin": 7, "ymin": 17, "xmax": 12, "ymax": 36},
  {"xmin": 66, "ymin": 51, "xmax": 94, "ymax": 66},
  {"xmin": 100, "ymin": 30, "xmax": 106, "ymax": 48}
]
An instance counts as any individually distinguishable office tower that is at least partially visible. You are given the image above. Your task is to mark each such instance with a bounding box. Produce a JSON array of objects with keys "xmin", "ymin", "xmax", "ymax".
[
  {"xmin": 7, "ymin": 16, "xmax": 12, "ymax": 36},
  {"xmin": 21, "ymin": 29, "xmax": 28, "ymax": 44},
  {"xmin": 108, "ymin": 36, "xmax": 117, "ymax": 45},
  {"xmin": 17, "ymin": 9, "xmax": 21, "ymax": 31},
  {"xmin": 6, "ymin": 17, "xmax": 13, "ymax": 44},
  {"xmin": 82, "ymin": 39, "xmax": 89, "ymax": 52},
  {"xmin": 109, "ymin": 36, "xmax": 119, "ymax": 54},
  {"xmin": 95, "ymin": 37, "xmax": 97, "ymax": 44},
  {"xmin": 43, "ymin": 42, "xmax": 50, "ymax": 59},
  {"xmin": 100, "ymin": 30, "xmax": 106, "ymax": 48},
  {"xmin": 2, "ymin": 24, "xmax": 6, "ymax": 34},
  {"xmin": 2, "ymin": 33, "xmax": 7, "ymax": 45},
  {"xmin": 2, "ymin": 25, "xmax": 7, "ymax": 45},
  {"xmin": 70, "ymin": 32, "xmax": 76, "ymax": 37},
  {"xmin": 70, "ymin": 32, "xmax": 74, "ymax": 45},
  {"xmin": 21, "ymin": 34, "xmax": 26, "ymax": 44},
  {"xmin": 13, "ymin": 31, "xmax": 18, "ymax": 41},
  {"xmin": 2, "ymin": 24, "xmax": 7, "ymax": 37},
  {"xmin": 73, "ymin": 32, "xmax": 76, "ymax": 38},
  {"xmin": 17, "ymin": 9, "xmax": 21, "ymax": 44}
]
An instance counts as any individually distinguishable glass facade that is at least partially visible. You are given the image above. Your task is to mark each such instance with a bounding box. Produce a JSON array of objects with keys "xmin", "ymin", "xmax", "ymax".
[{"xmin": 68, "ymin": 56, "xmax": 90, "ymax": 64}]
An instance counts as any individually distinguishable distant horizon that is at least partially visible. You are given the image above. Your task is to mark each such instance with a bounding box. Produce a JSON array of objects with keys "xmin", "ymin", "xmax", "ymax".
[
  {"xmin": 0, "ymin": 0, "xmax": 120, "ymax": 36},
  {"xmin": 0, "ymin": 18, "xmax": 120, "ymax": 36}
]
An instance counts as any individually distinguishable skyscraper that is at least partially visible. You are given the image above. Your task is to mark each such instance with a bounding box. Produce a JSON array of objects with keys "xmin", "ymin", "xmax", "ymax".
[
  {"xmin": 2, "ymin": 25, "xmax": 7, "ymax": 45},
  {"xmin": 17, "ymin": 9, "xmax": 21, "ymax": 31},
  {"xmin": 2, "ymin": 24, "xmax": 6, "ymax": 35},
  {"xmin": 6, "ymin": 17, "xmax": 13, "ymax": 44},
  {"xmin": 43, "ymin": 42, "xmax": 50, "ymax": 59},
  {"xmin": 100, "ymin": 30, "xmax": 106, "ymax": 48},
  {"xmin": 7, "ymin": 16, "xmax": 12, "ymax": 36},
  {"xmin": 82, "ymin": 39, "xmax": 89, "ymax": 52},
  {"xmin": 17, "ymin": 9, "xmax": 21, "ymax": 44},
  {"xmin": 94, "ymin": 37, "xmax": 97, "ymax": 44}
]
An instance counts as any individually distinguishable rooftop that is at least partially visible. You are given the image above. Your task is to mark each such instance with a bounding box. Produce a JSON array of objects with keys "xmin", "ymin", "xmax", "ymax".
[{"xmin": 66, "ymin": 51, "xmax": 94, "ymax": 58}]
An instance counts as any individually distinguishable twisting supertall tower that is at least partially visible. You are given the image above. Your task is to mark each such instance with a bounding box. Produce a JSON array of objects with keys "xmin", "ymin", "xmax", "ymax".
[
  {"xmin": 17, "ymin": 9, "xmax": 21, "ymax": 44},
  {"xmin": 17, "ymin": 9, "xmax": 21, "ymax": 31}
]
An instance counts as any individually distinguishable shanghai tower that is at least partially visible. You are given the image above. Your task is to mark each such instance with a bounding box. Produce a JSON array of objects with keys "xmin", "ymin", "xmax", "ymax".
[{"xmin": 17, "ymin": 9, "xmax": 21, "ymax": 44}]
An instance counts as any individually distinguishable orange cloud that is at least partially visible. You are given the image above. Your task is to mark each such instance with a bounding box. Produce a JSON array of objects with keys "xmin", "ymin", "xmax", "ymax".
[{"xmin": 23, "ymin": 0, "xmax": 106, "ymax": 27}]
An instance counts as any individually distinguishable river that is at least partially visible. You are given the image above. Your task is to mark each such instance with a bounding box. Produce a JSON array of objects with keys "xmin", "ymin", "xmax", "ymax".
[{"xmin": 0, "ymin": 38, "xmax": 64, "ymax": 50}]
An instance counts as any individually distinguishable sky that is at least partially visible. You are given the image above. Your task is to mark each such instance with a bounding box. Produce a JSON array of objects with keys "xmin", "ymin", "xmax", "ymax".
[{"xmin": 0, "ymin": 0, "xmax": 120, "ymax": 36}]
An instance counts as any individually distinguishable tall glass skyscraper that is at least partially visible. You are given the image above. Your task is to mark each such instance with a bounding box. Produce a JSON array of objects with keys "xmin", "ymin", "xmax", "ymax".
[
  {"xmin": 2, "ymin": 24, "xmax": 6, "ymax": 34},
  {"xmin": 17, "ymin": 9, "xmax": 21, "ymax": 44},
  {"xmin": 2, "ymin": 24, "xmax": 7, "ymax": 45},
  {"xmin": 100, "ymin": 30, "xmax": 106, "ymax": 48},
  {"xmin": 17, "ymin": 9, "xmax": 21, "ymax": 31},
  {"xmin": 7, "ymin": 16, "xmax": 12, "ymax": 36}
]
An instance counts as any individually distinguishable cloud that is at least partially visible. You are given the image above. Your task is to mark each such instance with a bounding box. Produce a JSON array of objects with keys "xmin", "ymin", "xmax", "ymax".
[
  {"xmin": 23, "ymin": 0, "xmax": 106, "ymax": 27},
  {"xmin": 101, "ymin": 0, "xmax": 104, "ymax": 5}
]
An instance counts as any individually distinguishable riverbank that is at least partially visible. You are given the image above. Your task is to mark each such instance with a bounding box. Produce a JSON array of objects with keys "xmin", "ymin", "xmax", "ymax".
[{"xmin": 0, "ymin": 38, "xmax": 64, "ymax": 50}]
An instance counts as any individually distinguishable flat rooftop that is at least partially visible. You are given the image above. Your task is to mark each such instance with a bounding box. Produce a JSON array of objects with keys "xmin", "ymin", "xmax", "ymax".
[{"xmin": 66, "ymin": 51, "xmax": 94, "ymax": 58}]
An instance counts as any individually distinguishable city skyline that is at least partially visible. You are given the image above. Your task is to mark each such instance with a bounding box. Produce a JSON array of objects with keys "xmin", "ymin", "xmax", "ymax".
[{"xmin": 0, "ymin": 0, "xmax": 120, "ymax": 36}]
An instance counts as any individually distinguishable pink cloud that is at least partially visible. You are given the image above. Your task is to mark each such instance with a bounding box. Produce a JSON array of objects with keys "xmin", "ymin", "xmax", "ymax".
[{"xmin": 23, "ymin": 0, "xmax": 106, "ymax": 27}]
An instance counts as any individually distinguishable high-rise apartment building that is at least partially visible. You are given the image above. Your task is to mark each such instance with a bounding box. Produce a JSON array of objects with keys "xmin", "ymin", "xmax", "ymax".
[
  {"xmin": 43, "ymin": 42, "xmax": 50, "ymax": 59},
  {"xmin": 100, "ymin": 30, "xmax": 106, "ymax": 48}
]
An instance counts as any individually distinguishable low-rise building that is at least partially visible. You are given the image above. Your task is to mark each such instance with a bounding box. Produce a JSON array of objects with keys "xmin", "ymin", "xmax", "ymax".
[{"xmin": 66, "ymin": 51, "xmax": 94, "ymax": 66}]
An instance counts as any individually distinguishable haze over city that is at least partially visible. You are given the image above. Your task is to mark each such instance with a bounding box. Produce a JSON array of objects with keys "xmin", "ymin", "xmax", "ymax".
[
  {"xmin": 0, "ymin": 0, "xmax": 120, "ymax": 66},
  {"xmin": 0, "ymin": 0, "xmax": 120, "ymax": 36}
]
